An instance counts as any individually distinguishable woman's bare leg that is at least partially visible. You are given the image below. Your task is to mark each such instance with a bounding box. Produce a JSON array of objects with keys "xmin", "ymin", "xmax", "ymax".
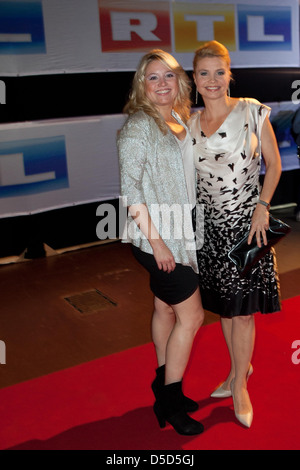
[
  {"xmin": 220, "ymin": 317, "xmax": 235, "ymax": 390},
  {"xmin": 151, "ymin": 296, "xmax": 175, "ymax": 367},
  {"xmin": 164, "ymin": 288, "xmax": 204, "ymax": 384},
  {"xmin": 231, "ymin": 315, "xmax": 255, "ymax": 414}
]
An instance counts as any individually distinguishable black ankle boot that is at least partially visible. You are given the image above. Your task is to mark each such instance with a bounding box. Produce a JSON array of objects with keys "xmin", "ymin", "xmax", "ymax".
[
  {"xmin": 153, "ymin": 381, "xmax": 204, "ymax": 436},
  {"xmin": 151, "ymin": 365, "xmax": 199, "ymax": 412}
]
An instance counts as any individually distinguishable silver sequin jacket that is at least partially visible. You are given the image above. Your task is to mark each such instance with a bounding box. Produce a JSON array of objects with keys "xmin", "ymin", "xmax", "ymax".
[{"xmin": 117, "ymin": 110, "xmax": 198, "ymax": 273}]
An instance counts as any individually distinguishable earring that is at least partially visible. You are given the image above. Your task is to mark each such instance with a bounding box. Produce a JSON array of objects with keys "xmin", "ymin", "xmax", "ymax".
[
  {"xmin": 227, "ymin": 85, "xmax": 230, "ymax": 97},
  {"xmin": 195, "ymin": 89, "xmax": 198, "ymax": 105}
]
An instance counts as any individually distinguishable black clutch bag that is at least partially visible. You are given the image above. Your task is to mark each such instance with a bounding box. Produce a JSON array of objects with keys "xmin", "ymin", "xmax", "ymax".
[{"xmin": 228, "ymin": 215, "xmax": 291, "ymax": 276}]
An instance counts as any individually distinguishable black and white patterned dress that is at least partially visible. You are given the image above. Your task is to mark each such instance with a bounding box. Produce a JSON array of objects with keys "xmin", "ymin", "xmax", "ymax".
[{"xmin": 188, "ymin": 98, "xmax": 281, "ymax": 317}]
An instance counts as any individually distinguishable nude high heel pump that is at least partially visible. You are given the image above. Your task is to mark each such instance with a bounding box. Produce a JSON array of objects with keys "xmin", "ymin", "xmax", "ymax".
[
  {"xmin": 230, "ymin": 379, "xmax": 253, "ymax": 428},
  {"xmin": 210, "ymin": 364, "xmax": 253, "ymax": 398}
]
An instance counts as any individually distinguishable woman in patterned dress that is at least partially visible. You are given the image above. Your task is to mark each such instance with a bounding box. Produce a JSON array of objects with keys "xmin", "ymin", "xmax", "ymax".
[{"xmin": 189, "ymin": 41, "xmax": 282, "ymax": 427}]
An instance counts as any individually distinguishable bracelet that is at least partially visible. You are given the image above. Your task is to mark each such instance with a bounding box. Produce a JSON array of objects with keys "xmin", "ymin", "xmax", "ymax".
[{"xmin": 258, "ymin": 199, "xmax": 270, "ymax": 210}]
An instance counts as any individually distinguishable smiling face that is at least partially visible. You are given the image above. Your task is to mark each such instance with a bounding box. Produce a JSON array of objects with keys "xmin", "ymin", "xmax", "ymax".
[
  {"xmin": 194, "ymin": 56, "xmax": 231, "ymax": 101},
  {"xmin": 144, "ymin": 59, "xmax": 179, "ymax": 113}
]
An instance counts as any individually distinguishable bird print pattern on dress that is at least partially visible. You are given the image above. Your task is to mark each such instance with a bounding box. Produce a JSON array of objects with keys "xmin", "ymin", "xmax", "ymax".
[{"xmin": 188, "ymin": 98, "xmax": 281, "ymax": 317}]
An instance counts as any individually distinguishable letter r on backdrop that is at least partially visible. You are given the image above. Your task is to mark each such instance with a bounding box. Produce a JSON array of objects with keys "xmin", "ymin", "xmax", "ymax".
[{"xmin": 99, "ymin": 0, "xmax": 171, "ymax": 52}]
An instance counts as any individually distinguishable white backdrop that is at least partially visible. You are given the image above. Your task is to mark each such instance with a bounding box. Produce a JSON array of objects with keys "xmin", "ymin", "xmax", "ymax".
[
  {"xmin": 0, "ymin": 0, "xmax": 298, "ymax": 76},
  {"xmin": 0, "ymin": 115, "xmax": 126, "ymax": 218},
  {"xmin": 0, "ymin": 102, "xmax": 299, "ymax": 219}
]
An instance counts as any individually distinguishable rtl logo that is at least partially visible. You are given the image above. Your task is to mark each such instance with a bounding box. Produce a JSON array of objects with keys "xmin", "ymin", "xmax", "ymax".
[{"xmin": 99, "ymin": 1, "xmax": 292, "ymax": 53}]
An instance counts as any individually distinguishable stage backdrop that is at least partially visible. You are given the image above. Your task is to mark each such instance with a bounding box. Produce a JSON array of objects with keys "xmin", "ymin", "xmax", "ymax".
[
  {"xmin": 0, "ymin": 115, "xmax": 126, "ymax": 218},
  {"xmin": 0, "ymin": 0, "xmax": 299, "ymax": 76},
  {"xmin": 0, "ymin": 102, "xmax": 299, "ymax": 219}
]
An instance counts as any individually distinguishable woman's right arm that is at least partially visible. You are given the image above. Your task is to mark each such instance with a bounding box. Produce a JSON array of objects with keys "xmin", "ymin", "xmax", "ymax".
[{"xmin": 128, "ymin": 203, "xmax": 176, "ymax": 273}]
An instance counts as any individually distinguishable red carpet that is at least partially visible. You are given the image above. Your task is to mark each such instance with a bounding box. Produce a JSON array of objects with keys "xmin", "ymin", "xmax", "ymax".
[{"xmin": 1, "ymin": 296, "xmax": 299, "ymax": 450}]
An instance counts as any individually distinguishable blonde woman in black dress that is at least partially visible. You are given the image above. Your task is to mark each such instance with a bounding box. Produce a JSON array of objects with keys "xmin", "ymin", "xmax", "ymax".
[{"xmin": 118, "ymin": 50, "xmax": 205, "ymax": 435}]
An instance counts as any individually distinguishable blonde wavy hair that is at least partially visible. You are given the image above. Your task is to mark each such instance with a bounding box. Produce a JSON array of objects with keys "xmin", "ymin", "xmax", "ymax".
[{"xmin": 123, "ymin": 49, "xmax": 191, "ymax": 134}]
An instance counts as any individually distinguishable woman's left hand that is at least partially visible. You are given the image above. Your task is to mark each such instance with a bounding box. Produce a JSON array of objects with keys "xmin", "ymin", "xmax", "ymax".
[{"xmin": 247, "ymin": 204, "xmax": 270, "ymax": 247}]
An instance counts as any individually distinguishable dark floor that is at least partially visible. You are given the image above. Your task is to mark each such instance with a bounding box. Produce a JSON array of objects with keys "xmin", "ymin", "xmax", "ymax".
[{"xmin": 0, "ymin": 207, "xmax": 299, "ymax": 390}]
